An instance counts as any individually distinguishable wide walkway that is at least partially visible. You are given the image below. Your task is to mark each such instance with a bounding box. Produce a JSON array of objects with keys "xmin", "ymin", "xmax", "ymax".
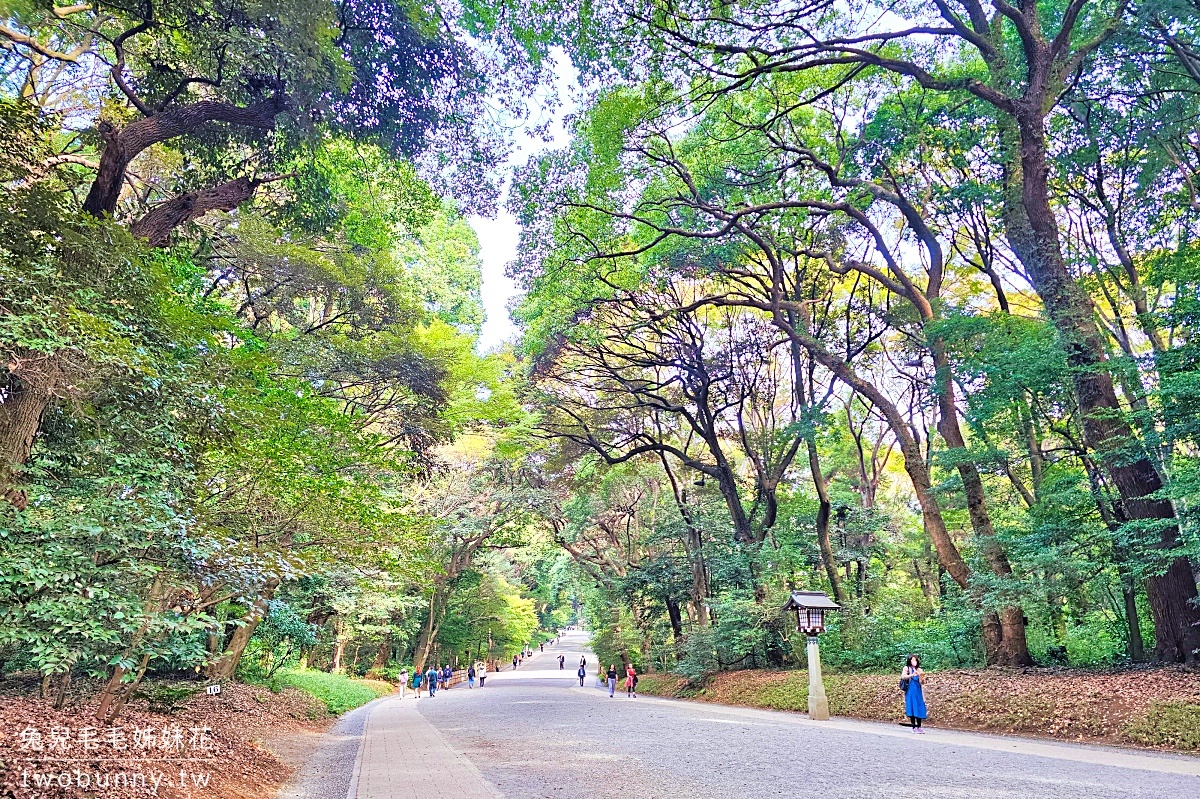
[{"xmin": 289, "ymin": 631, "xmax": 1200, "ymax": 799}]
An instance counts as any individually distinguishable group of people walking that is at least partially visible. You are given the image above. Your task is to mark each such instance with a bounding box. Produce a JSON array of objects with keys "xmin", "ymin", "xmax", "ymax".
[
  {"xmin": 398, "ymin": 661, "xmax": 488, "ymax": 698},
  {"xmin": 605, "ymin": 662, "xmax": 637, "ymax": 697}
]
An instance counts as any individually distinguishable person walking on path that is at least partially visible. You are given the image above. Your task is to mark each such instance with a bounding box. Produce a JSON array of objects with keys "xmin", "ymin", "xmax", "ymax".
[
  {"xmin": 426, "ymin": 666, "xmax": 438, "ymax": 697},
  {"xmin": 625, "ymin": 664, "xmax": 638, "ymax": 698},
  {"xmin": 479, "ymin": 661, "xmax": 487, "ymax": 687},
  {"xmin": 398, "ymin": 669, "xmax": 409, "ymax": 699},
  {"xmin": 540, "ymin": 642, "xmax": 544, "ymax": 653},
  {"xmin": 443, "ymin": 664, "xmax": 452, "ymax": 689},
  {"xmin": 580, "ymin": 655, "xmax": 587, "ymax": 670},
  {"xmin": 606, "ymin": 664, "xmax": 617, "ymax": 697},
  {"xmin": 512, "ymin": 654, "xmax": 519, "ymax": 670},
  {"xmin": 902, "ymin": 654, "xmax": 927, "ymax": 732},
  {"xmin": 412, "ymin": 670, "xmax": 423, "ymax": 699},
  {"xmin": 559, "ymin": 654, "xmax": 565, "ymax": 670},
  {"xmin": 467, "ymin": 663, "xmax": 476, "ymax": 688},
  {"xmin": 577, "ymin": 664, "xmax": 586, "ymax": 687}
]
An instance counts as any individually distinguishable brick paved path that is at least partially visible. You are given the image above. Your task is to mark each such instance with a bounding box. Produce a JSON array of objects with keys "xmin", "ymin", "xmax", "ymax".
[{"xmin": 349, "ymin": 694, "xmax": 503, "ymax": 799}]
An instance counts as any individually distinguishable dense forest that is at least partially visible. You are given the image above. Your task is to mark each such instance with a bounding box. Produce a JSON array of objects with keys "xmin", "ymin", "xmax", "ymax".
[
  {"xmin": 519, "ymin": 0, "xmax": 1200, "ymax": 674},
  {"xmin": 2, "ymin": 0, "xmax": 1199, "ymax": 722}
]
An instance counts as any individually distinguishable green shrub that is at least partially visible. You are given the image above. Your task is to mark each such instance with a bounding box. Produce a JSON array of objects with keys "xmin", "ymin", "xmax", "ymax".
[
  {"xmin": 1125, "ymin": 702, "xmax": 1200, "ymax": 750},
  {"xmin": 273, "ymin": 668, "xmax": 392, "ymax": 714},
  {"xmin": 1063, "ymin": 619, "xmax": 1123, "ymax": 667}
]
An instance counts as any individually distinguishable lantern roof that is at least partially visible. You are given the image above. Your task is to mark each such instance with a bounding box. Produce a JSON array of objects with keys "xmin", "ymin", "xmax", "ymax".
[{"xmin": 782, "ymin": 591, "xmax": 840, "ymax": 611}]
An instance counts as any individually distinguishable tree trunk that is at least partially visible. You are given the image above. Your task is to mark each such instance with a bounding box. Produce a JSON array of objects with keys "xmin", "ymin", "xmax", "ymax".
[
  {"xmin": 1118, "ymin": 562, "xmax": 1146, "ymax": 663},
  {"xmin": 0, "ymin": 366, "xmax": 58, "ymax": 510},
  {"xmin": 82, "ymin": 98, "xmax": 286, "ymax": 217},
  {"xmin": 772, "ymin": 313, "xmax": 972, "ymax": 591},
  {"xmin": 206, "ymin": 578, "xmax": 279, "ymax": 681},
  {"xmin": 665, "ymin": 595, "xmax": 684, "ymax": 641},
  {"xmin": 808, "ymin": 438, "xmax": 847, "ymax": 604},
  {"xmin": 369, "ymin": 639, "xmax": 391, "ymax": 676},
  {"xmin": 932, "ymin": 342, "xmax": 1032, "ymax": 666},
  {"xmin": 412, "ymin": 583, "xmax": 448, "ymax": 675},
  {"xmin": 130, "ymin": 176, "xmax": 262, "ymax": 246},
  {"xmin": 1001, "ymin": 112, "xmax": 1200, "ymax": 662}
]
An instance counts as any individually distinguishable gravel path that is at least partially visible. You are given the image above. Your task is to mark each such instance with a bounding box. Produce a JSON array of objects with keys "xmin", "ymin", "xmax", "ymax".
[
  {"xmin": 412, "ymin": 631, "xmax": 1199, "ymax": 799},
  {"xmin": 276, "ymin": 697, "xmax": 379, "ymax": 799}
]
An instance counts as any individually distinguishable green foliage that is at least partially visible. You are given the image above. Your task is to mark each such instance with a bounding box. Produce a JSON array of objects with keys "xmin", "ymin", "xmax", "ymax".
[
  {"xmin": 820, "ymin": 589, "xmax": 985, "ymax": 672},
  {"xmin": 1125, "ymin": 702, "xmax": 1200, "ymax": 750},
  {"xmin": 1063, "ymin": 619, "xmax": 1125, "ymax": 668},
  {"xmin": 272, "ymin": 668, "xmax": 392, "ymax": 714},
  {"xmin": 241, "ymin": 601, "xmax": 320, "ymax": 680}
]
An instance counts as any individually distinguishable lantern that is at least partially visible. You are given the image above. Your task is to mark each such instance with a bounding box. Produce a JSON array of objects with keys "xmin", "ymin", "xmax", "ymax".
[
  {"xmin": 782, "ymin": 590, "xmax": 839, "ymax": 634},
  {"xmin": 781, "ymin": 590, "xmax": 841, "ymax": 721}
]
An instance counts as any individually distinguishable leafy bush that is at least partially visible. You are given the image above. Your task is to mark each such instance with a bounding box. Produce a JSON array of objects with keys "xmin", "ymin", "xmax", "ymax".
[
  {"xmin": 1063, "ymin": 618, "xmax": 1123, "ymax": 667},
  {"xmin": 240, "ymin": 600, "xmax": 319, "ymax": 681},
  {"xmin": 819, "ymin": 594, "xmax": 984, "ymax": 672},
  {"xmin": 1125, "ymin": 702, "xmax": 1200, "ymax": 750}
]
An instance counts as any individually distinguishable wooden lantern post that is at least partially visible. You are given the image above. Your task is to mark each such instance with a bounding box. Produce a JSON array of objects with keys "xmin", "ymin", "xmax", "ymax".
[{"xmin": 782, "ymin": 591, "xmax": 841, "ymax": 721}]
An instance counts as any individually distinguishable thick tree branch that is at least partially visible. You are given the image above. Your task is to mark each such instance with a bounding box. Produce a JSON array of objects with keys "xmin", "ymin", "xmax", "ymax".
[{"xmin": 82, "ymin": 96, "xmax": 288, "ymax": 217}]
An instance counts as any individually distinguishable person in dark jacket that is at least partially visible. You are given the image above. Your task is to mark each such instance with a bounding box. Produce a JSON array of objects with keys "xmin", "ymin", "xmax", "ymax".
[
  {"xmin": 606, "ymin": 664, "xmax": 617, "ymax": 697},
  {"xmin": 577, "ymin": 664, "xmax": 586, "ymax": 687},
  {"xmin": 425, "ymin": 666, "xmax": 438, "ymax": 697},
  {"xmin": 467, "ymin": 663, "xmax": 476, "ymax": 688}
]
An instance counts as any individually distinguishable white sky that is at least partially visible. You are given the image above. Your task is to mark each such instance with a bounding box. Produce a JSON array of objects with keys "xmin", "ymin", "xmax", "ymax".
[{"xmin": 471, "ymin": 53, "xmax": 579, "ymax": 352}]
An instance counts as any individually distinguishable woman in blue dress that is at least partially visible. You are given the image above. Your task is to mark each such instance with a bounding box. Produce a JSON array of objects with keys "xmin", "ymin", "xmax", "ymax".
[{"xmin": 902, "ymin": 654, "xmax": 927, "ymax": 732}]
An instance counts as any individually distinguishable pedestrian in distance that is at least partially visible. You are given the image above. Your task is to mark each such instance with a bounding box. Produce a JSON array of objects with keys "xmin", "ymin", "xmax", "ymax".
[
  {"xmin": 479, "ymin": 661, "xmax": 487, "ymax": 687},
  {"xmin": 577, "ymin": 664, "xmax": 586, "ymax": 687},
  {"xmin": 540, "ymin": 642, "xmax": 544, "ymax": 653},
  {"xmin": 559, "ymin": 654, "xmax": 565, "ymax": 670},
  {"xmin": 426, "ymin": 666, "xmax": 438, "ymax": 697},
  {"xmin": 580, "ymin": 655, "xmax": 587, "ymax": 669},
  {"xmin": 413, "ymin": 670, "xmax": 423, "ymax": 698},
  {"xmin": 512, "ymin": 654, "xmax": 519, "ymax": 670},
  {"xmin": 606, "ymin": 664, "xmax": 617, "ymax": 697},
  {"xmin": 398, "ymin": 668, "xmax": 409, "ymax": 699},
  {"xmin": 443, "ymin": 664, "xmax": 452, "ymax": 689},
  {"xmin": 625, "ymin": 664, "xmax": 638, "ymax": 698},
  {"xmin": 901, "ymin": 654, "xmax": 927, "ymax": 732},
  {"xmin": 467, "ymin": 663, "xmax": 476, "ymax": 688}
]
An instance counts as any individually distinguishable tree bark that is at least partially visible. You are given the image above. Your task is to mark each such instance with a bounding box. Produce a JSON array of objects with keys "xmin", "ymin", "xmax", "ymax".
[
  {"xmin": 771, "ymin": 311, "xmax": 972, "ymax": 592},
  {"xmin": 808, "ymin": 438, "xmax": 847, "ymax": 605},
  {"xmin": 1118, "ymin": 561, "xmax": 1146, "ymax": 663},
  {"xmin": 206, "ymin": 578, "xmax": 279, "ymax": 681},
  {"xmin": 369, "ymin": 639, "xmax": 391, "ymax": 676},
  {"xmin": 685, "ymin": 527, "xmax": 711, "ymax": 626},
  {"xmin": 0, "ymin": 363, "xmax": 60, "ymax": 509},
  {"xmin": 665, "ymin": 595, "xmax": 684, "ymax": 641},
  {"xmin": 130, "ymin": 176, "xmax": 262, "ymax": 246},
  {"xmin": 412, "ymin": 582, "xmax": 449, "ymax": 675},
  {"xmin": 82, "ymin": 98, "xmax": 286, "ymax": 217},
  {"xmin": 1001, "ymin": 112, "xmax": 1200, "ymax": 662}
]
